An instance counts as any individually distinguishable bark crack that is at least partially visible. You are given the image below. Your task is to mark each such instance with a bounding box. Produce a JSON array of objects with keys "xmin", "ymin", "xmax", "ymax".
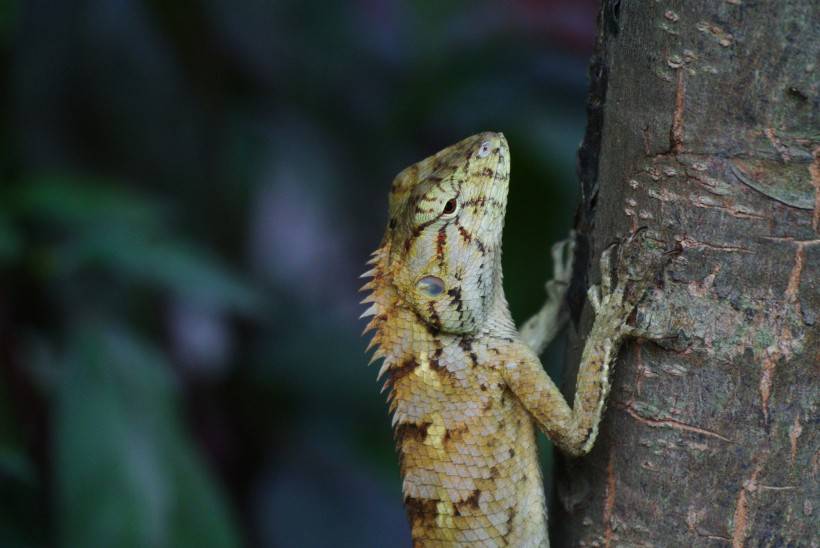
[
  {"xmin": 810, "ymin": 146, "xmax": 820, "ymax": 231},
  {"xmin": 616, "ymin": 401, "xmax": 732, "ymax": 442},
  {"xmin": 603, "ymin": 447, "xmax": 617, "ymax": 548},
  {"xmin": 670, "ymin": 69, "xmax": 686, "ymax": 153},
  {"xmin": 788, "ymin": 413, "xmax": 802, "ymax": 465},
  {"xmin": 731, "ymin": 457, "xmax": 764, "ymax": 548},
  {"xmin": 680, "ymin": 236, "xmax": 752, "ymax": 254}
]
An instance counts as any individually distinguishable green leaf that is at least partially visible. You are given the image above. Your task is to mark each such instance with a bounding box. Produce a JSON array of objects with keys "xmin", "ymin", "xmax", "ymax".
[
  {"xmin": 0, "ymin": 375, "xmax": 32, "ymax": 483},
  {"xmin": 0, "ymin": 213, "xmax": 22, "ymax": 264},
  {"xmin": 56, "ymin": 325, "xmax": 242, "ymax": 548},
  {"xmin": 10, "ymin": 176, "xmax": 167, "ymax": 231},
  {"xmin": 52, "ymin": 226, "xmax": 261, "ymax": 314},
  {"xmin": 0, "ymin": 0, "xmax": 18, "ymax": 46},
  {"xmin": 0, "ymin": 373, "xmax": 43, "ymax": 548},
  {"xmin": 6, "ymin": 177, "xmax": 260, "ymax": 314}
]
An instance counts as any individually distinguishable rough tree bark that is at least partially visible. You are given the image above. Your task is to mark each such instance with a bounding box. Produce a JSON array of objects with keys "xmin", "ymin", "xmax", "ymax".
[{"xmin": 555, "ymin": 1, "xmax": 818, "ymax": 546}]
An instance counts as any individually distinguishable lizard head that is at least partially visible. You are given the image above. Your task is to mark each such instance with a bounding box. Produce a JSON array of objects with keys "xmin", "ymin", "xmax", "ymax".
[{"xmin": 366, "ymin": 132, "xmax": 510, "ymax": 336}]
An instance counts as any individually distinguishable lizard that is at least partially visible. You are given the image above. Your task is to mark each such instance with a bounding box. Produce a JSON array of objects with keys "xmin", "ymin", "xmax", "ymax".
[{"xmin": 360, "ymin": 132, "xmax": 667, "ymax": 547}]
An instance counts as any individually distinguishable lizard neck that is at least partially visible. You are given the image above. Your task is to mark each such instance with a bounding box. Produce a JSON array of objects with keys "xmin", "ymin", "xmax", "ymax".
[
  {"xmin": 478, "ymin": 256, "xmax": 518, "ymax": 340},
  {"xmin": 362, "ymin": 245, "xmax": 518, "ymax": 386}
]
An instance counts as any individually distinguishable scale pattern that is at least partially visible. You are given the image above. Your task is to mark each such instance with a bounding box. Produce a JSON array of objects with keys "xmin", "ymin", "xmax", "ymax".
[{"xmin": 361, "ymin": 132, "xmax": 664, "ymax": 547}]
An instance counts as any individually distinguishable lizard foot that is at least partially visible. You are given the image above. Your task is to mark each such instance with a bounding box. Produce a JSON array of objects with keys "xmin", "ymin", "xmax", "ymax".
[
  {"xmin": 545, "ymin": 230, "xmax": 575, "ymax": 303},
  {"xmin": 587, "ymin": 229, "xmax": 672, "ymax": 339},
  {"xmin": 519, "ymin": 231, "xmax": 575, "ymax": 354}
]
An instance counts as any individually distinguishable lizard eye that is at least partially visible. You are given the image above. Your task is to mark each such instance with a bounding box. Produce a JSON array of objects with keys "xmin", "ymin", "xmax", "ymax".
[
  {"xmin": 417, "ymin": 275, "xmax": 445, "ymax": 297},
  {"xmin": 442, "ymin": 198, "xmax": 458, "ymax": 215}
]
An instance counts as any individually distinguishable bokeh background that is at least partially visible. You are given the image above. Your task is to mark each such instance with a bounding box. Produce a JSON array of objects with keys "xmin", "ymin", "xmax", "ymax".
[{"xmin": 0, "ymin": 1, "xmax": 597, "ymax": 546}]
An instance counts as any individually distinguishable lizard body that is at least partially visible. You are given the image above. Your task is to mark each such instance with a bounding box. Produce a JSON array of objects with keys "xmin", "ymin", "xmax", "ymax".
[{"xmin": 362, "ymin": 132, "xmax": 664, "ymax": 547}]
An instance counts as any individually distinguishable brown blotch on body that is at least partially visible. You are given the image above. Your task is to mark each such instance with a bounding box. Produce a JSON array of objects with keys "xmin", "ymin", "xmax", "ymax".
[
  {"xmin": 412, "ymin": 307, "xmax": 441, "ymax": 336},
  {"xmin": 429, "ymin": 345, "xmax": 458, "ymax": 382},
  {"xmin": 442, "ymin": 423, "xmax": 468, "ymax": 447},
  {"xmin": 459, "ymin": 489, "xmax": 482, "ymax": 510},
  {"xmin": 390, "ymin": 356, "xmax": 420, "ymax": 384},
  {"xmin": 395, "ymin": 421, "xmax": 432, "ymax": 444},
  {"xmin": 404, "ymin": 496, "xmax": 439, "ymax": 524},
  {"xmin": 458, "ymin": 338, "xmax": 478, "ymax": 367}
]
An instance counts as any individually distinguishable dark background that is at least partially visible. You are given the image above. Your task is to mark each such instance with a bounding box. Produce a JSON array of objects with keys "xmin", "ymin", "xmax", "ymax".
[{"xmin": 0, "ymin": 1, "xmax": 597, "ymax": 546}]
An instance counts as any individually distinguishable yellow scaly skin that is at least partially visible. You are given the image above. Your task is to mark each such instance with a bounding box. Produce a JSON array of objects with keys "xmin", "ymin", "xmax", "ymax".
[{"xmin": 361, "ymin": 132, "xmax": 665, "ymax": 547}]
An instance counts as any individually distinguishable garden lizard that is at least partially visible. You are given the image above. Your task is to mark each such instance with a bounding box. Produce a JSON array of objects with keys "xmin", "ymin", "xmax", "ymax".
[{"xmin": 361, "ymin": 132, "xmax": 667, "ymax": 547}]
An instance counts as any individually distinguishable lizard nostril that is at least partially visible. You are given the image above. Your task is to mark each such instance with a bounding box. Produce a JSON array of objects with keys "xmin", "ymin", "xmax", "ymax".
[{"xmin": 478, "ymin": 141, "xmax": 492, "ymax": 158}]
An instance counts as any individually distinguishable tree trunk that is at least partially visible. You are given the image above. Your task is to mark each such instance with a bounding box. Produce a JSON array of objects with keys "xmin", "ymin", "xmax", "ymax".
[{"xmin": 555, "ymin": 1, "xmax": 818, "ymax": 546}]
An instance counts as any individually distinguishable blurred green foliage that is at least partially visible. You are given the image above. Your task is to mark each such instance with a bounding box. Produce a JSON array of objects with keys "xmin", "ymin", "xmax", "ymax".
[
  {"xmin": 57, "ymin": 326, "xmax": 240, "ymax": 548},
  {"xmin": 1, "ymin": 1, "xmax": 595, "ymax": 546},
  {"xmin": 6, "ymin": 178, "xmax": 259, "ymax": 313},
  {"xmin": 0, "ymin": 177, "xmax": 255, "ymax": 547}
]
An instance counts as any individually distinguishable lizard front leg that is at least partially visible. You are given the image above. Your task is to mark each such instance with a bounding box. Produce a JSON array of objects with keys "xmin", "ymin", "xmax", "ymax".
[
  {"xmin": 519, "ymin": 232, "xmax": 575, "ymax": 355},
  {"xmin": 502, "ymin": 230, "xmax": 669, "ymax": 456}
]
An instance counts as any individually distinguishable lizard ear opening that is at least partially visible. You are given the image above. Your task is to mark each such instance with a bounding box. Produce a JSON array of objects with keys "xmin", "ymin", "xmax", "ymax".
[{"xmin": 416, "ymin": 275, "xmax": 445, "ymax": 298}]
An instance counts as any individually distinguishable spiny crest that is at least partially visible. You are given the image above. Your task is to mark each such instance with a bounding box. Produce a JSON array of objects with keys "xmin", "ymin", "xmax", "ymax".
[
  {"xmin": 359, "ymin": 244, "xmax": 436, "ymax": 398},
  {"xmin": 359, "ymin": 246, "xmax": 389, "ymax": 340}
]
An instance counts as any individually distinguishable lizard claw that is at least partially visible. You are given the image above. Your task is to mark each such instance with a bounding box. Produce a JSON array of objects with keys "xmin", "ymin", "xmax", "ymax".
[
  {"xmin": 587, "ymin": 284, "xmax": 602, "ymax": 313},
  {"xmin": 588, "ymin": 228, "xmax": 673, "ymax": 337},
  {"xmin": 544, "ymin": 231, "xmax": 574, "ymax": 302},
  {"xmin": 615, "ymin": 228, "xmax": 669, "ymax": 310},
  {"xmin": 519, "ymin": 232, "xmax": 576, "ymax": 354},
  {"xmin": 550, "ymin": 232, "xmax": 575, "ymax": 283},
  {"xmin": 598, "ymin": 242, "xmax": 616, "ymax": 296}
]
